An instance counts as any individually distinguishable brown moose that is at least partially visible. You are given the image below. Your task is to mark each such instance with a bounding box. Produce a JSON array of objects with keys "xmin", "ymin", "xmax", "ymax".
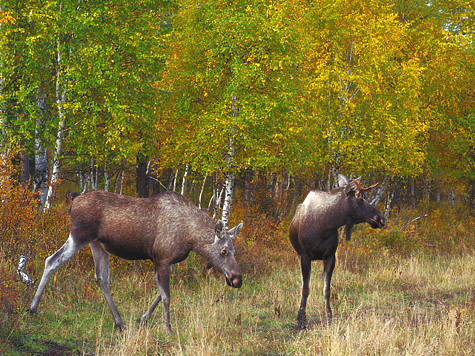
[
  {"xmin": 29, "ymin": 191, "xmax": 243, "ymax": 334},
  {"xmin": 289, "ymin": 174, "xmax": 385, "ymax": 329}
]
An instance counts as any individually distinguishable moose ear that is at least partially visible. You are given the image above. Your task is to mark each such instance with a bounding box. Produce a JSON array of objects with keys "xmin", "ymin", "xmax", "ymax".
[
  {"xmin": 345, "ymin": 182, "xmax": 358, "ymax": 196},
  {"xmin": 345, "ymin": 176, "xmax": 362, "ymax": 196},
  {"xmin": 227, "ymin": 222, "xmax": 243, "ymax": 239},
  {"xmin": 338, "ymin": 174, "xmax": 350, "ymax": 187},
  {"xmin": 215, "ymin": 220, "xmax": 225, "ymax": 239}
]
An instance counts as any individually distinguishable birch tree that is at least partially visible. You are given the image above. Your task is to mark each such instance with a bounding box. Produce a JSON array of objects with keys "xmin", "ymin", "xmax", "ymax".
[
  {"xmin": 160, "ymin": 0, "xmax": 306, "ymax": 224},
  {"xmin": 45, "ymin": 19, "xmax": 69, "ymax": 209}
]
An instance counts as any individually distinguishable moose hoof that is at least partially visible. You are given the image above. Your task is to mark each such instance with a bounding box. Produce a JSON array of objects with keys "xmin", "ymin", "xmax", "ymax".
[
  {"xmin": 136, "ymin": 317, "xmax": 148, "ymax": 329},
  {"xmin": 165, "ymin": 326, "xmax": 174, "ymax": 335},
  {"xmin": 115, "ymin": 323, "xmax": 127, "ymax": 332},
  {"xmin": 297, "ymin": 309, "xmax": 307, "ymax": 330}
]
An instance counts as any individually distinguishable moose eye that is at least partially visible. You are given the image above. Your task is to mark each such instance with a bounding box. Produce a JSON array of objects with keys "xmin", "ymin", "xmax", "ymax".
[{"xmin": 221, "ymin": 249, "xmax": 227, "ymax": 256}]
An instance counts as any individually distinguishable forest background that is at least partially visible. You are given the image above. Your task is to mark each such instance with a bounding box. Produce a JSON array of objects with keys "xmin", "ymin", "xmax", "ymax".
[
  {"xmin": 1, "ymin": 0, "xmax": 474, "ymax": 218},
  {"xmin": 1, "ymin": 0, "xmax": 475, "ymax": 355}
]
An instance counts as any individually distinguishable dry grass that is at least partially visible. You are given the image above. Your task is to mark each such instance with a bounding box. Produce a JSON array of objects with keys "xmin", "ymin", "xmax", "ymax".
[
  {"xmin": 2, "ymin": 247, "xmax": 473, "ymax": 355},
  {"xmin": 1, "ymin": 172, "xmax": 474, "ymax": 355}
]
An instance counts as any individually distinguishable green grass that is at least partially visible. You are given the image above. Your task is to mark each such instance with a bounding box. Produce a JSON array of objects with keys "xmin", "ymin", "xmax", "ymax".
[{"xmin": 1, "ymin": 246, "xmax": 474, "ymax": 355}]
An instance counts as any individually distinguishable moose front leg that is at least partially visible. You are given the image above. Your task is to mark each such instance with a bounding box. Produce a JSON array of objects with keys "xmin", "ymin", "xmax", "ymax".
[
  {"xmin": 297, "ymin": 254, "xmax": 311, "ymax": 330},
  {"xmin": 30, "ymin": 235, "xmax": 85, "ymax": 315},
  {"xmin": 322, "ymin": 254, "xmax": 336, "ymax": 324},
  {"xmin": 140, "ymin": 263, "xmax": 173, "ymax": 333}
]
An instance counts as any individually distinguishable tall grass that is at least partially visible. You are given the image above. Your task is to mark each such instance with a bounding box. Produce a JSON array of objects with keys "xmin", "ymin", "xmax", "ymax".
[
  {"xmin": 1, "ymin": 240, "xmax": 474, "ymax": 355},
  {"xmin": 1, "ymin": 163, "xmax": 474, "ymax": 354}
]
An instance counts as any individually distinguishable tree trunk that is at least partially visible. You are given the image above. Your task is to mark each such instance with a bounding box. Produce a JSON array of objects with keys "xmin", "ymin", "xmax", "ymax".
[
  {"xmin": 147, "ymin": 161, "xmax": 160, "ymax": 196},
  {"xmin": 370, "ymin": 176, "xmax": 388, "ymax": 207},
  {"xmin": 45, "ymin": 35, "xmax": 68, "ymax": 210},
  {"xmin": 411, "ymin": 179, "xmax": 417, "ymax": 217},
  {"xmin": 221, "ymin": 95, "xmax": 238, "ymax": 229},
  {"xmin": 19, "ymin": 150, "xmax": 29, "ymax": 188},
  {"xmin": 90, "ymin": 158, "xmax": 97, "ymax": 191},
  {"xmin": 136, "ymin": 153, "xmax": 149, "ymax": 198},
  {"xmin": 294, "ymin": 174, "xmax": 302, "ymax": 200},
  {"xmin": 34, "ymin": 89, "xmax": 50, "ymax": 211},
  {"xmin": 81, "ymin": 171, "xmax": 89, "ymax": 194},
  {"xmin": 208, "ymin": 171, "xmax": 217, "ymax": 213},
  {"xmin": 114, "ymin": 160, "xmax": 125, "ymax": 195},
  {"xmin": 384, "ymin": 189, "xmax": 395, "ymax": 219},
  {"xmin": 172, "ymin": 167, "xmax": 179, "ymax": 192},
  {"xmin": 104, "ymin": 162, "xmax": 109, "ymax": 192},
  {"xmin": 181, "ymin": 163, "xmax": 189, "ymax": 196},
  {"xmin": 244, "ymin": 167, "xmax": 254, "ymax": 202},
  {"xmin": 199, "ymin": 173, "xmax": 207, "ymax": 210}
]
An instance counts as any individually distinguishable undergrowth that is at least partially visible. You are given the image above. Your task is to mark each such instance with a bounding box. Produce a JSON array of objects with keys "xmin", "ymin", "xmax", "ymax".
[{"xmin": 1, "ymin": 156, "xmax": 474, "ymax": 355}]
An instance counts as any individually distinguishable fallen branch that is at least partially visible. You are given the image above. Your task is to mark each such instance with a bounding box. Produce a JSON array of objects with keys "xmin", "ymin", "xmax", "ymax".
[{"xmin": 402, "ymin": 214, "xmax": 428, "ymax": 232}]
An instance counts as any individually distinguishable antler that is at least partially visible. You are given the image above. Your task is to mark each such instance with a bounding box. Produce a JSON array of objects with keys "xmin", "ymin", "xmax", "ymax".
[{"xmin": 354, "ymin": 180, "xmax": 378, "ymax": 193}]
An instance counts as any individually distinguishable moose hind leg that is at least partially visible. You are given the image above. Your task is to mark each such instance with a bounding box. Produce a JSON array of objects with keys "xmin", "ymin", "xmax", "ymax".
[
  {"xmin": 30, "ymin": 234, "xmax": 84, "ymax": 314},
  {"xmin": 89, "ymin": 241, "xmax": 125, "ymax": 331},
  {"xmin": 297, "ymin": 254, "xmax": 311, "ymax": 330},
  {"xmin": 323, "ymin": 254, "xmax": 336, "ymax": 323}
]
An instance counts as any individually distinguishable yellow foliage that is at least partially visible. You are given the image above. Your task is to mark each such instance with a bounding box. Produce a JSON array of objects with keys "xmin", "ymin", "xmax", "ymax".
[{"xmin": 0, "ymin": 10, "xmax": 15, "ymax": 24}]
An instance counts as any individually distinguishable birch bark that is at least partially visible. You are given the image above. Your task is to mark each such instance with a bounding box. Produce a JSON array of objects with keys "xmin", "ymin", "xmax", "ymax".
[
  {"xmin": 104, "ymin": 163, "xmax": 109, "ymax": 192},
  {"xmin": 198, "ymin": 173, "xmax": 207, "ymax": 210},
  {"xmin": 370, "ymin": 176, "xmax": 388, "ymax": 207},
  {"xmin": 221, "ymin": 95, "xmax": 238, "ymax": 229},
  {"xmin": 45, "ymin": 34, "xmax": 68, "ymax": 209},
  {"xmin": 327, "ymin": 40, "xmax": 358, "ymax": 190},
  {"xmin": 34, "ymin": 89, "xmax": 50, "ymax": 212},
  {"xmin": 181, "ymin": 163, "xmax": 189, "ymax": 196}
]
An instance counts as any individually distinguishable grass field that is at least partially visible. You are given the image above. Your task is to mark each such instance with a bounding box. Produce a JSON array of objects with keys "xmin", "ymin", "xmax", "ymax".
[{"xmin": 1, "ymin": 237, "xmax": 474, "ymax": 355}]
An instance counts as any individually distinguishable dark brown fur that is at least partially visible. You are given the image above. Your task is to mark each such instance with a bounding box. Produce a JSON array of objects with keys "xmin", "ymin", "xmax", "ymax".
[
  {"xmin": 30, "ymin": 191, "xmax": 243, "ymax": 333},
  {"xmin": 289, "ymin": 175, "xmax": 385, "ymax": 329}
]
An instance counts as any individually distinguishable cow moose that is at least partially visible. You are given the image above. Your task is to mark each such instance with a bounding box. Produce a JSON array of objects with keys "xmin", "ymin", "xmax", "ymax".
[
  {"xmin": 289, "ymin": 174, "xmax": 385, "ymax": 329},
  {"xmin": 29, "ymin": 191, "xmax": 243, "ymax": 334}
]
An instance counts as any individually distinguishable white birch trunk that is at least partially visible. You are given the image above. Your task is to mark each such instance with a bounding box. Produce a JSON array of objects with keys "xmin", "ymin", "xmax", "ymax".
[
  {"xmin": 119, "ymin": 166, "xmax": 125, "ymax": 195},
  {"xmin": 173, "ymin": 167, "xmax": 179, "ymax": 192},
  {"xmin": 181, "ymin": 163, "xmax": 189, "ymax": 196},
  {"xmin": 199, "ymin": 173, "xmax": 207, "ymax": 210},
  {"xmin": 81, "ymin": 173, "xmax": 89, "ymax": 194},
  {"xmin": 90, "ymin": 158, "xmax": 98, "ymax": 191},
  {"xmin": 208, "ymin": 172, "xmax": 217, "ymax": 212},
  {"xmin": 34, "ymin": 90, "xmax": 49, "ymax": 212},
  {"xmin": 213, "ymin": 186, "xmax": 224, "ymax": 220},
  {"xmin": 114, "ymin": 160, "xmax": 125, "ymax": 194},
  {"xmin": 45, "ymin": 35, "xmax": 68, "ymax": 209},
  {"xmin": 384, "ymin": 189, "xmax": 395, "ymax": 219},
  {"xmin": 114, "ymin": 170, "xmax": 121, "ymax": 194},
  {"xmin": 104, "ymin": 162, "xmax": 109, "ymax": 192},
  {"xmin": 90, "ymin": 158, "xmax": 94, "ymax": 191},
  {"xmin": 370, "ymin": 176, "xmax": 388, "ymax": 207},
  {"xmin": 221, "ymin": 95, "xmax": 238, "ymax": 229}
]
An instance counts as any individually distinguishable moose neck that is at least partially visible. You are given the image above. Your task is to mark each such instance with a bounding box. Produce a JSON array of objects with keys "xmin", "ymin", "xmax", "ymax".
[
  {"xmin": 307, "ymin": 189, "xmax": 350, "ymax": 230},
  {"xmin": 186, "ymin": 221, "xmax": 218, "ymax": 262}
]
